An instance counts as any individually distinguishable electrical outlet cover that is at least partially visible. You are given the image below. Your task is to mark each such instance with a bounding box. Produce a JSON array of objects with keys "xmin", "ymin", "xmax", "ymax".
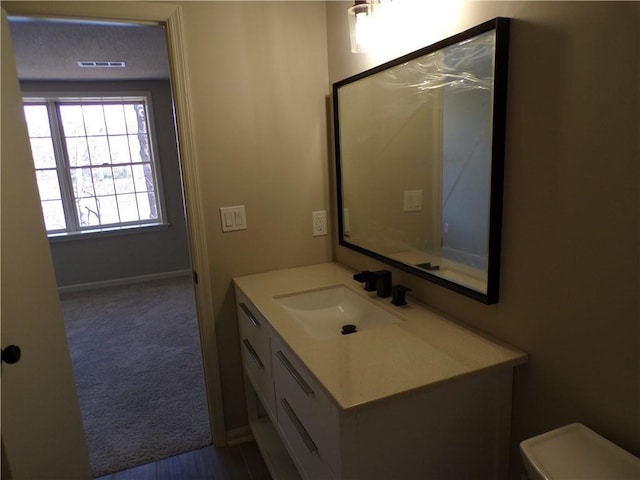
[{"xmin": 312, "ymin": 210, "xmax": 327, "ymax": 236}]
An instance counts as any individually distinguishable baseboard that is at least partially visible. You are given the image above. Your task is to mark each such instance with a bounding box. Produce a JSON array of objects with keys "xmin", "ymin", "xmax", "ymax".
[
  {"xmin": 58, "ymin": 269, "xmax": 192, "ymax": 294},
  {"xmin": 226, "ymin": 425, "xmax": 254, "ymax": 447}
]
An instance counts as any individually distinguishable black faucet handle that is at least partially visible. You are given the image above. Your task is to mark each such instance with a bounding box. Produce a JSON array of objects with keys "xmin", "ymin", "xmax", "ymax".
[
  {"xmin": 353, "ymin": 271, "xmax": 377, "ymax": 292},
  {"xmin": 353, "ymin": 270, "xmax": 372, "ymax": 281},
  {"xmin": 391, "ymin": 285, "xmax": 411, "ymax": 306},
  {"xmin": 374, "ymin": 270, "xmax": 392, "ymax": 298}
]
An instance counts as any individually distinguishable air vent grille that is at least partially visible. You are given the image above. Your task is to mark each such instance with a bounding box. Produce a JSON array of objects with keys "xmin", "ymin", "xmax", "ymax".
[{"xmin": 77, "ymin": 61, "xmax": 126, "ymax": 68}]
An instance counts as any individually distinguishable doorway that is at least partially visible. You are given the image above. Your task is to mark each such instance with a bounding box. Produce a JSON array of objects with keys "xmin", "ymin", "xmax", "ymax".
[{"xmin": 8, "ymin": 15, "xmax": 212, "ymax": 477}]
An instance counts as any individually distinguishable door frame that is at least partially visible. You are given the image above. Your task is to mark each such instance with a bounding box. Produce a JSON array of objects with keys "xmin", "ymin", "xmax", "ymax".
[{"xmin": 2, "ymin": 1, "xmax": 227, "ymax": 446}]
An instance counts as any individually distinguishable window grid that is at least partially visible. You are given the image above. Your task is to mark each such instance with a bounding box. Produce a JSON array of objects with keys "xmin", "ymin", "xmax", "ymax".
[{"xmin": 24, "ymin": 96, "xmax": 164, "ymax": 235}]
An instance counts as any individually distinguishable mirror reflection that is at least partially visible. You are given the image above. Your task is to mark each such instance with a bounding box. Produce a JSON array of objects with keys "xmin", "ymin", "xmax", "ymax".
[{"xmin": 334, "ymin": 18, "xmax": 509, "ymax": 303}]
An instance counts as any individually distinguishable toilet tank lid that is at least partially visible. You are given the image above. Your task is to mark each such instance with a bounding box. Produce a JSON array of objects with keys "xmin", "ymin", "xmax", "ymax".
[{"xmin": 520, "ymin": 423, "xmax": 640, "ymax": 480}]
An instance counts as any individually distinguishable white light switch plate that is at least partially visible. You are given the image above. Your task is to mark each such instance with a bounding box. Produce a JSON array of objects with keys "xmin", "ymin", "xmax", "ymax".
[
  {"xmin": 220, "ymin": 205, "xmax": 247, "ymax": 232},
  {"xmin": 404, "ymin": 190, "xmax": 423, "ymax": 212}
]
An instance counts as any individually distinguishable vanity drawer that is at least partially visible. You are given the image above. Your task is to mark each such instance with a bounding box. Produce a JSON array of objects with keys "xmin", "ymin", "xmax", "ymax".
[
  {"xmin": 272, "ymin": 336, "xmax": 341, "ymax": 475},
  {"xmin": 236, "ymin": 290, "xmax": 274, "ymax": 415},
  {"xmin": 276, "ymin": 396, "xmax": 336, "ymax": 480},
  {"xmin": 236, "ymin": 291, "xmax": 270, "ymax": 369},
  {"xmin": 240, "ymin": 336, "xmax": 274, "ymax": 412}
]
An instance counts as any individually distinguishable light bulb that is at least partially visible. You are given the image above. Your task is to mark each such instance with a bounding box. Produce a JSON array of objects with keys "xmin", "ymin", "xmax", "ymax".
[{"xmin": 348, "ymin": 1, "xmax": 375, "ymax": 53}]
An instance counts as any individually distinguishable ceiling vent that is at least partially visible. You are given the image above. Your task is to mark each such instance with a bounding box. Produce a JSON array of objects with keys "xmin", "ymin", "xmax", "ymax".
[{"xmin": 77, "ymin": 61, "xmax": 126, "ymax": 68}]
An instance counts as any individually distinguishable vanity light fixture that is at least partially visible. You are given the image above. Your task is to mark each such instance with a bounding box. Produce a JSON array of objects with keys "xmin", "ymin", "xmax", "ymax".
[
  {"xmin": 348, "ymin": 0, "xmax": 398, "ymax": 54},
  {"xmin": 348, "ymin": 0, "xmax": 375, "ymax": 53}
]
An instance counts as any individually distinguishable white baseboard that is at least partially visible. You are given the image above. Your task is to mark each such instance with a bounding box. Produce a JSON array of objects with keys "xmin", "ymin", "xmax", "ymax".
[
  {"xmin": 57, "ymin": 269, "xmax": 192, "ymax": 294},
  {"xmin": 226, "ymin": 425, "xmax": 254, "ymax": 447}
]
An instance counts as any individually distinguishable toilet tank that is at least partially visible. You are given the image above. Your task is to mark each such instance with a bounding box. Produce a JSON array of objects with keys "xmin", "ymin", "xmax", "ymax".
[{"xmin": 520, "ymin": 423, "xmax": 640, "ymax": 480}]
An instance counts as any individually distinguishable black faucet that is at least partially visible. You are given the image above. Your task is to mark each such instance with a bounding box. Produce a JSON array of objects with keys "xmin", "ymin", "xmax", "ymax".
[
  {"xmin": 353, "ymin": 271, "xmax": 377, "ymax": 292},
  {"xmin": 354, "ymin": 270, "xmax": 392, "ymax": 298},
  {"xmin": 373, "ymin": 270, "xmax": 392, "ymax": 298}
]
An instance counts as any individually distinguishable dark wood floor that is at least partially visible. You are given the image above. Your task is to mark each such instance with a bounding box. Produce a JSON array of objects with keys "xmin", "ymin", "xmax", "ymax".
[{"xmin": 95, "ymin": 442, "xmax": 272, "ymax": 480}]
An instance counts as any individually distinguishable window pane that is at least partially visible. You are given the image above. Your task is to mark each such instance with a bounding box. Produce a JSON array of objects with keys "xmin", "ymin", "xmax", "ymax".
[
  {"xmin": 41, "ymin": 200, "xmax": 67, "ymax": 231},
  {"xmin": 132, "ymin": 164, "xmax": 152, "ymax": 192},
  {"xmin": 66, "ymin": 137, "xmax": 90, "ymax": 166},
  {"xmin": 70, "ymin": 168, "xmax": 96, "ymax": 198},
  {"xmin": 77, "ymin": 197, "xmax": 100, "ymax": 227},
  {"xmin": 113, "ymin": 166, "xmax": 135, "ymax": 193},
  {"xmin": 35, "ymin": 170, "xmax": 62, "ymax": 201},
  {"xmin": 59, "ymin": 105, "xmax": 86, "ymax": 136},
  {"xmin": 104, "ymin": 104, "xmax": 127, "ymax": 135},
  {"xmin": 109, "ymin": 135, "xmax": 132, "ymax": 164},
  {"xmin": 87, "ymin": 136, "xmax": 111, "ymax": 165},
  {"xmin": 124, "ymin": 104, "xmax": 141, "ymax": 134},
  {"xmin": 23, "ymin": 105, "xmax": 51, "ymax": 137},
  {"xmin": 117, "ymin": 194, "xmax": 139, "ymax": 222},
  {"xmin": 96, "ymin": 195, "xmax": 120, "ymax": 224},
  {"xmin": 92, "ymin": 167, "xmax": 115, "ymax": 195},
  {"xmin": 137, "ymin": 192, "xmax": 158, "ymax": 220},
  {"xmin": 29, "ymin": 137, "xmax": 56, "ymax": 169},
  {"xmin": 127, "ymin": 104, "xmax": 147, "ymax": 134},
  {"xmin": 129, "ymin": 134, "xmax": 151, "ymax": 162},
  {"xmin": 82, "ymin": 105, "xmax": 106, "ymax": 135}
]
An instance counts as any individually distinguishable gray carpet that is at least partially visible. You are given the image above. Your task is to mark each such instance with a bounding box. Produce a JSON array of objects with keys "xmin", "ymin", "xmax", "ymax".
[{"xmin": 60, "ymin": 276, "xmax": 212, "ymax": 478}]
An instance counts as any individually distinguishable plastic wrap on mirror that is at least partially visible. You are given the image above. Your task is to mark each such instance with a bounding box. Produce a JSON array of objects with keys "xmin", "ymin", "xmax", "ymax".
[{"xmin": 333, "ymin": 17, "xmax": 510, "ymax": 303}]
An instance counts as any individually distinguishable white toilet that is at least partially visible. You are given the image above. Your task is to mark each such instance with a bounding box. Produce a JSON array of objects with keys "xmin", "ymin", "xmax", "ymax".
[{"xmin": 520, "ymin": 423, "xmax": 640, "ymax": 479}]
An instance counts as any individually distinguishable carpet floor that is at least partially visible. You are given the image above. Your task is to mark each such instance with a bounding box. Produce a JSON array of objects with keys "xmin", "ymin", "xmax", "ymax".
[{"xmin": 60, "ymin": 276, "xmax": 212, "ymax": 478}]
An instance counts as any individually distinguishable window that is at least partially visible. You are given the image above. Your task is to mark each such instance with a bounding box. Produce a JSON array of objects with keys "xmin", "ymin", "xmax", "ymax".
[{"xmin": 23, "ymin": 95, "xmax": 165, "ymax": 235}]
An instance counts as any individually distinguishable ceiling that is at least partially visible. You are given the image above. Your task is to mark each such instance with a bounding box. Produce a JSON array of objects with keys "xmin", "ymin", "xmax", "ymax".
[{"xmin": 8, "ymin": 17, "xmax": 170, "ymax": 81}]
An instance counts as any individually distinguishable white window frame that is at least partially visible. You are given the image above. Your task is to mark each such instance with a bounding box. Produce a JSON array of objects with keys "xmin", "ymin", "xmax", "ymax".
[{"xmin": 23, "ymin": 92, "xmax": 168, "ymax": 239}]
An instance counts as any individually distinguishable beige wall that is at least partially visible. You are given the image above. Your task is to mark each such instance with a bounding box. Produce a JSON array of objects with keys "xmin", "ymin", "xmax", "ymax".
[
  {"xmin": 328, "ymin": 1, "xmax": 639, "ymax": 476},
  {"xmin": 178, "ymin": 1, "xmax": 332, "ymax": 433}
]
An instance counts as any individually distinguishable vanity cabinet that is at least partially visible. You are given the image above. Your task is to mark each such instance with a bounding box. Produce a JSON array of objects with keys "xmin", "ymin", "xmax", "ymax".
[
  {"xmin": 235, "ymin": 282, "xmax": 519, "ymax": 480},
  {"xmin": 237, "ymin": 289, "xmax": 339, "ymax": 479}
]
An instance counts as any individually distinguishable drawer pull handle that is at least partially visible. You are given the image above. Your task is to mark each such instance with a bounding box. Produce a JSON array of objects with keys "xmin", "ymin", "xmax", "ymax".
[
  {"xmin": 242, "ymin": 339, "xmax": 264, "ymax": 369},
  {"xmin": 276, "ymin": 350, "xmax": 314, "ymax": 396},
  {"xmin": 240, "ymin": 303, "xmax": 260, "ymax": 328},
  {"xmin": 280, "ymin": 398, "xmax": 318, "ymax": 454}
]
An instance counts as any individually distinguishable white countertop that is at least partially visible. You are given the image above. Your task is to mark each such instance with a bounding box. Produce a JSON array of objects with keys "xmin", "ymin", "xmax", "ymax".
[{"xmin": 234, "ymin": 262, "xmax": 527, "ymax": 413}]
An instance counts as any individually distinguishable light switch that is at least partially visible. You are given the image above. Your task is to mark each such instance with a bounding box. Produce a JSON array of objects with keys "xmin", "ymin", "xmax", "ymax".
[
  {"xmin": 220, "ymin": 205, "xmax": 247, "ymax": 232},
  {"xmin": 224, "ymin": 211, "xmax": 234, "ymax": 228},
  {"xmin": 404, "ymin": 190, "xmax": 423, "ymax": 212}
]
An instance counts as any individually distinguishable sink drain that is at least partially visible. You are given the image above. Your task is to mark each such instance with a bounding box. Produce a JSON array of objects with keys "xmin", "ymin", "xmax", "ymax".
[{"xmin": 341, "ymin": 324, "xmax": 357, "ymax": 335}]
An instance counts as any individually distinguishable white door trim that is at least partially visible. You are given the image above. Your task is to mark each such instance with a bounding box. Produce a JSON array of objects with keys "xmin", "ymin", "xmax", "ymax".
[{"xmin": 2, "ymin": 1, "xmax": 227, "ymax": 446}]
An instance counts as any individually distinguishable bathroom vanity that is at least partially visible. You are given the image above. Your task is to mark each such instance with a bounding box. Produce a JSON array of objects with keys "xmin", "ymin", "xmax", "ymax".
[{"xmin": 234, "ymin": 263, "xmax": 527, "ymax": 479}]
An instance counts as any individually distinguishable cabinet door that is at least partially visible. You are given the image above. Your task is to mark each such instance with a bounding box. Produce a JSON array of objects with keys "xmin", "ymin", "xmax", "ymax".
[
  {"xmin": 236, "ymin": 289, "xmax": 275, "ymax": 415},
  {"xmin": 272, "ymin": 336, "xmax": 342, "ymax": 478}
]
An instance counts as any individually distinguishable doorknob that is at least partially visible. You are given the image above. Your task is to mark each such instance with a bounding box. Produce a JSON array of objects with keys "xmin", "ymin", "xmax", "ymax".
[{"xmin": 2, "ymin": 345, "xmax": 21, "ymax": 364}]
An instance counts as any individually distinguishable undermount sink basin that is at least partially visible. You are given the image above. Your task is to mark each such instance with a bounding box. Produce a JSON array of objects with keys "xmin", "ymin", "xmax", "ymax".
[{"xmin": 274, "ymin": 285, "xmax": 401, "ymax": 339}]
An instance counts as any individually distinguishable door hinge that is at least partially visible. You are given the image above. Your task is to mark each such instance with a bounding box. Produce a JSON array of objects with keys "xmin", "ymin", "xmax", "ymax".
[{"xmin": 193, "ymin": 271, "xmax": 198, "ymax": 284}]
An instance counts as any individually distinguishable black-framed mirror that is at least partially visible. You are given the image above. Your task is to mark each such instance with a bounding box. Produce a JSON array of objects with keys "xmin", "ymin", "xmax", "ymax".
[{"xmin": 333, "ymin": 17, "xmax": 510, "ymax": 304}]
